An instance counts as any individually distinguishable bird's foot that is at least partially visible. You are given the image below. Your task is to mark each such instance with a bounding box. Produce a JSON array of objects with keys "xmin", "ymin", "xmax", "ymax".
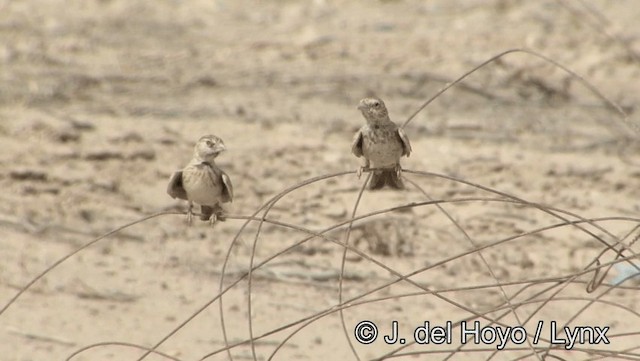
[
  {"xmin": 209, "ymin": 210, "xmax": 228, "ymax": 227},
  {"xmin": 395, "ymin": 164, "xmax": 403, "ymax": 179},
  {"xmin": 209, "ymin": 213, "xmax": 218, "ymax": 227},
  {"xmin": 186, "ymin": 203, "xmax": 194, "ymax": 226},
  {"xmin": 209, "ymin": 210, "xmax": 230, "ymax": 226},
  {"xmin": 357, "ymin": 166, "xmax": 368, "ymax": 179}
]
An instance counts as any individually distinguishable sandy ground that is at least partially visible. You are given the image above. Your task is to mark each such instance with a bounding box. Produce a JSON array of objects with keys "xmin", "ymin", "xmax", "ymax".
[{"xmin": 1, "ymin": 1, "xmax": 640, "ymax": 360}]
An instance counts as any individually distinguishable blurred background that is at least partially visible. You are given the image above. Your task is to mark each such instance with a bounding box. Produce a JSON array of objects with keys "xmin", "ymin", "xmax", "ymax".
[{"xmin": 1, "ymin": 1, "xmax": 639, "ymax": 360}]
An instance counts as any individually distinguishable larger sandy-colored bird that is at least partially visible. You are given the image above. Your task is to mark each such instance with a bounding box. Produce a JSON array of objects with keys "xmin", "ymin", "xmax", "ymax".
[
  {"xmin": 167, "ymin": 135, "xmax": 233, "ymax": 225},
  {"xmin": 351, "ymin": 97, "xmax": 411, "ymax": 190}
]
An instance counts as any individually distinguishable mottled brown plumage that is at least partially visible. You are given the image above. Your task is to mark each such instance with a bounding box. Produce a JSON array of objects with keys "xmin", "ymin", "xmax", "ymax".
[
  {"xmin": 167, "ymin": 135, "xmax": 233, "ymax": 225},
  {"xmin": 351, "ymin": 97, "xmax": 411, "ymax": 190}
]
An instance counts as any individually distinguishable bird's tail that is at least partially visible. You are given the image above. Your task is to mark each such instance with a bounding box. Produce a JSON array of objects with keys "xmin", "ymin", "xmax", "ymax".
[{"xmin": 369, "ymin": 169, "xmax": 404, "ymax": 190}]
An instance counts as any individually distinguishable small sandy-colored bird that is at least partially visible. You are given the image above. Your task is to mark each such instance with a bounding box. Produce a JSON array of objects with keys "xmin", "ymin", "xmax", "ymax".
[
  {"xmin": 351, "ymin": 97, "xmax": 411, "ymax": 190},
  {"xmin": 167, "ymin": 135, "xmax": 233, "ymax": 225}
]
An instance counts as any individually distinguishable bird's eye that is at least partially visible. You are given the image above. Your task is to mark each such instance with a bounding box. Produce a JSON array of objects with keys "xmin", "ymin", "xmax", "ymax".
[
  {"xmin": 373, "ymin": 102, "xmax": 379, "ymax": 107},
  {"xmin": 206, "ymin": 140, "xmax": 214, "ymax": 147}
]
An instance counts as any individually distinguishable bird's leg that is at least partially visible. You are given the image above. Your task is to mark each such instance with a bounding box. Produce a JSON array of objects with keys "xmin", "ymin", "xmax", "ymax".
[
  {"xmin": 395, "ymin": 163, "xmax": 402, "ymax": 179},
  {"xmin": 209, "ymin": 213, "xmax": 218, "ymax": 227},
  {"xmin": 186, "ymin": 201, "xmax": 194, "ymax": 226},
  {"xmin": 208, "ymin": 204, "xmax": 226, "ymax": 227},
  {"xmin": 357, "ymin": 159, "xmax": 370, "ymax": 179}
]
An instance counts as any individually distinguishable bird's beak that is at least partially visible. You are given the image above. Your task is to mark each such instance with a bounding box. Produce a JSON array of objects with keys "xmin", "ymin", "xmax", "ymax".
[
  {"xmin": 357, "ymin": 101, "xmax": 366, "ymax": 111},
  {"xmin": 216, "ymin": 143, "xmax": 227, "ymax": 153}
]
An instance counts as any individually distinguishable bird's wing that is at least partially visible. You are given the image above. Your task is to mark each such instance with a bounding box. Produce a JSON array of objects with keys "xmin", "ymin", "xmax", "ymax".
[
  {"xmin": 167, "ymin": 171, "xmax": 188, "ymax": 200},
  {"xmin": 351, "ymin": 129, "xmax": 364, "ymax": 157},
  {"xmin": 221, "ymin": 170, "xmax": 234, "ymax": 203},
  {"xmin": 397, "ymin": 127, "xmax": 412, "ymax": 157}
]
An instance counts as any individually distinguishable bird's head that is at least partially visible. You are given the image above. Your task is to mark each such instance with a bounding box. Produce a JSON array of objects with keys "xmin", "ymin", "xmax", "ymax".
[
  {"xmin": 357, "ymin": 97, "xmax": 389, "ymax": 124},
  {"xmin": 194, "ymin": 134, "xmax": 226, "ymax": 162}
]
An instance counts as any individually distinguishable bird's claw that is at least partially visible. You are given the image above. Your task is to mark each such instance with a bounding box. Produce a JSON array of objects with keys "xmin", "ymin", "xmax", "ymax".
[{"xmin": 209, "ymin": 213, "xmax": 218, "ymax": 227}]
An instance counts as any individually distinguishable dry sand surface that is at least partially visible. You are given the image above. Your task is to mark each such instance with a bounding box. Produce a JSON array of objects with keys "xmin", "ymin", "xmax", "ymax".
[{"xmin": 1, "ymin": 1, "xmax": 640, "ymax": 360}]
